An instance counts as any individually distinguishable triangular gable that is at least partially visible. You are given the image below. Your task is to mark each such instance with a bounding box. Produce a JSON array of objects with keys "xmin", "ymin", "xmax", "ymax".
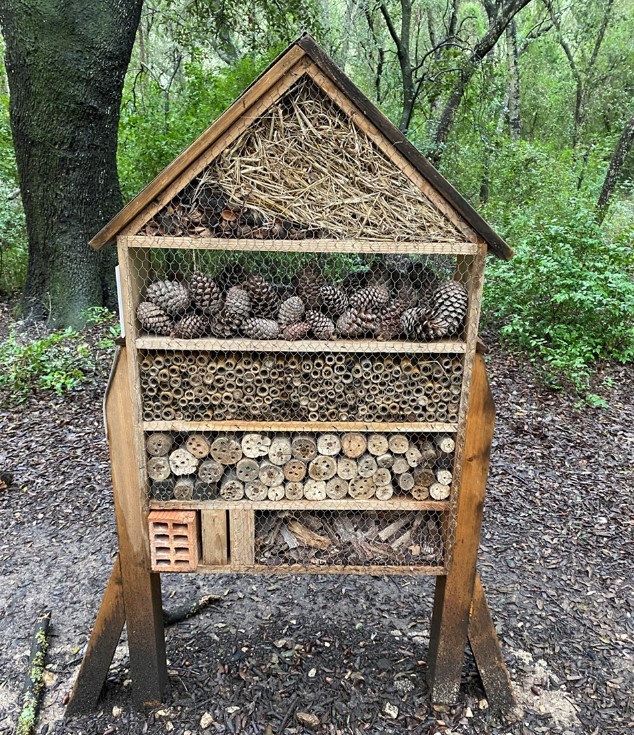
[{"xmin": 90, "ymin": 35, "xmax": 512, "ymax": 259}]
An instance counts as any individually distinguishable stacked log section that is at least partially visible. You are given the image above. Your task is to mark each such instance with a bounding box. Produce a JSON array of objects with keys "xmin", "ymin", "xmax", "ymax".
[
  {"xmin": 254, "ymin": 510, "xmax": 445, "ymax": 567},
  {"xmin": 139, "ymin": 351, "xmax": 463, "ymax": 423},
  {"xmin": 146, "ymin": 431, "xmax": 455, "ymax": 503}
]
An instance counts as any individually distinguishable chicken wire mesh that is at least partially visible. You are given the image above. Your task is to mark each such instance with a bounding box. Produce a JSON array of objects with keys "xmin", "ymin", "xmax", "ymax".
[{"xmin": 135, "ymin": 76, "xmax": 468, "ymax": 244}]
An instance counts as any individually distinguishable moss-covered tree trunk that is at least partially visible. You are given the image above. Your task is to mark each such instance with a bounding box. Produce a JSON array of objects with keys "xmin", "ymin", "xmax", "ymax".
[{"xmin": 0, "ymin": 0, "xmax": 142, "ymax": 325}]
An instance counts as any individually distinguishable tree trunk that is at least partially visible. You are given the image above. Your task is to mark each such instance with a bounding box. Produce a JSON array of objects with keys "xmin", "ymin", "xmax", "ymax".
[
  {"xmin": 430, "ymin": 0, "xmax": 533, "ymax": 163},
  {"xmin": 596, "ymin": 111, "xmax": 634, "ymax": 223},
  {"xmin": 0, "ymin": 0, "xmax": 143, "ymax": 326},
  {"xmin": 506, "ymin": 19, "xmax": 521, "ymax": 140}
]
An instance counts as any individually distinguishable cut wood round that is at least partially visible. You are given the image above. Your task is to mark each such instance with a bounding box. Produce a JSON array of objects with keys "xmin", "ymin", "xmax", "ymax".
[
  {"xmin": 146, "ymin": 432, "xmax": 172, "ymax": 457},
  {"xmin": 367, "ymin": 434, "xmax": 389, "ymax": 456},
  {"xmin": 309, "ymin": 455, "xmax": 337, "ymax": 481},
  {"xmin": 236, "ymin": 458, "xmax": 260, "ymax": 483},
  {"xmin": 317, "ymin": 434, "xmax": 341, "ymax": 456},
  {"xmin": 242, "ymin": 433, "xmax": 272, "ymax": 458},
  {"xmin": 285, "ymin": 482, "xmax": 305, "ymax": 500},
  {"xmin": 341, "ymin": 433, "xmax": 367, "ymax": 458},
  {"xmin": 193, "ymin": 480, "xmax": 217, "ymax": 499},
  {"xmin": 419, "ymin": 440, "xmax": 438, "ymax": 464},
  {"xmin": 337, "ymin": 457, "xmax": 358, "ymax": 480},
  {"xmin": 357, "ymin": 454, "xmax": 378, "ymax": 478},
  {"xmin": 430, "ymin": 482, "xmax": 451, "ymax": 500},
  {"xmin": 375, "ymin": 484, "xmax": 394, "ymax": 500},
  {"xmin": 291, "ymin": 436, "xmax": 318, "ymax": 461},
  {"xmin": 413, "ymin": 467, "xmax": 435, "ymax": 488},
  {"xmin": 411, "ymin": 485, "xmax": 430, "ymax": 501},
  {"xmin": 283, "ymin": 459, "xmax": 307, "ymax": 483},
  {"xmin": 259, "ymin": 461, "xmax": 285, "ymax": 487},
  {"xmin": 198, "ymin": 459, "xmax": 224, "ymax": 484},
  {"xmin": 376, "ymin": 453, "xmax": 394, "ymax": 469},
  {"xmin": 220, "ymin": 471, "xmax": 245, "ymax": 500},
  {"xmin": 169, "ymin": 448, "xmax": 199, "ymax": 476},
  {"xmin": 349, "ymin": 476, "xmax": 376, "ymax": 500},
  {"xmin": 325, "ymin": 477, "xmax": 349, "ymax": 500},
  {"xmin": 398, "ymin": 472, "xmax": 415, "ymax": 492},
  {"xmin": 185, "ymin": 433, "xmax": 210, "ymax": 459},
  {"xmin": 245, "ymin": 480, "xmax": 268, "ymax": 501},
  {"xmin": 268, "ymin": 436, "xmax": 292, "ymax": 466},
  {"xmin": 151, "ymin": 478, "xmax": 174, "ymax": 500},
  {"xmin": 388, "ymin": 434, "xmax": 409, "ymax": 454},
  {"xmin": 267, "ymin": 485, "xmax": 285, "ymax": 501},
  {"xmin": 210, "ymin": 437, "xmax": 243, "ymax": 465},
  {"xmin": 392, "ymin": 457, "xmax": 410, "ymax": 475},
  {"xmin": 147, "ymin": 457, "xmax": 171, "ymax": 482},
  {"xmin": 304, "ymin": 479, "xmax": 327, "ymax": 501},
  {"xmin": 374, "ymin": 468, "xmax": 392, "ymax": 486},
  {"xmin": 406, "ymin": 446, "xmax": 423, "ymax": 468},
  {"xmin": 174, "ymin": 477, "xmax": 194, "ymax": 500},
  {"xmin": 435, "ymin": 435, "xmax": 455, "ymax": 454},
  {"xmin": 436, "ymin": 469, "xmax": 453, "ymax": 486}
]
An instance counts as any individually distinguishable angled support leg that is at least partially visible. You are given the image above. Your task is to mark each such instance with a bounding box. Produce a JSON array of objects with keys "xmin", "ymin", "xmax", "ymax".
[{"xmin": 427, "ymin": 354, "xmax": 495, "ymax": 704}]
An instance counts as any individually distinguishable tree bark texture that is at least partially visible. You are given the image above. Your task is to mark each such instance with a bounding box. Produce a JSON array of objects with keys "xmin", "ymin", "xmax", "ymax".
[
  {"xmin": 596, "ymin": 110, "xmax": 634, "ymax": 223},
  {"xmin": 0, "ymin": 0, "xmax": 143, "ymax": 325},
  {"xmin": 430, "ymin": 0, "xmax": 533, "ymax": 163},
  {"xmin": 506, "ymin": 19, "xmax": 521, "ymax": 140}
]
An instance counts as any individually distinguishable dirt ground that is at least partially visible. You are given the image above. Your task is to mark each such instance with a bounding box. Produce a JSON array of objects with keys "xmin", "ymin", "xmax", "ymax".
[{"xmin": 1, "ymin": 315, "xmax": 632, "ymax": 735}]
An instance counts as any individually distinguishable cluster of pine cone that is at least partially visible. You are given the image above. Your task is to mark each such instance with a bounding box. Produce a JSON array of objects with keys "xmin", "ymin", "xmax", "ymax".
[{"xmin": 136, "ymin": 262, "xmax": 468, "ymax": 341}]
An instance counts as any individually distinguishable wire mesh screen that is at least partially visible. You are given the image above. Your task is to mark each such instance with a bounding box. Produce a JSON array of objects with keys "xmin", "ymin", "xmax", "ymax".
[{"xmin": 136, "ymin": 77, "xmax": 467, "ymax": 244}]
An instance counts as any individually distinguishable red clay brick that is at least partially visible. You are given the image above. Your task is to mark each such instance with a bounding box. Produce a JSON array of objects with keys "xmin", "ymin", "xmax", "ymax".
[{"xmin": 148, "ymin": 510, "xmax": 199, "ymax": 572}]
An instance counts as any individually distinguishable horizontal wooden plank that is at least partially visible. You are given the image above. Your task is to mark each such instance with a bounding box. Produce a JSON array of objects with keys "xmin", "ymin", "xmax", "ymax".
[
  {"xmin": 136, "ymin": 336, "xmax": 467, "ymax": 354},
  {"xmin": 149, "ymin": 499, "xmax": 450, "ymax": 511},
  {"xmin": 125, "ymin": 235, "xmax": 479, "ymax": 255},
  {"xmin": 196, "ymin": 563, "xmax": 446, "ymax": 576},
  {"xmin": 142, "ymin": 420, "xmax": 458, "ymax": 433}
]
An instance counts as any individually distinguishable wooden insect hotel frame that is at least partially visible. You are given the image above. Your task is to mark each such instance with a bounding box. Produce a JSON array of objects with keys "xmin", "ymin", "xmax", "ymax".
[{"xmin": 68, "ymin": 35, "xmax": 516, "ymax": 716}]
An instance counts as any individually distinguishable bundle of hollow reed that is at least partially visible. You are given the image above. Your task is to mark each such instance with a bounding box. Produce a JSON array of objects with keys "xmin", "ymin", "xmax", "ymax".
[
  {"xmin": 254, "ymin": 510, "xmax": 445, "ymax": 567},
  {"xmin": 139, "ymin": 351, "xmax": 463, "ymax": 424},
  {"xmin": 142, "ymin": 77, "xmax": 466, "ymax": 244},
  {"xmin": 146, "ymin": 430, "xmax": 456, "ymax": 503}
]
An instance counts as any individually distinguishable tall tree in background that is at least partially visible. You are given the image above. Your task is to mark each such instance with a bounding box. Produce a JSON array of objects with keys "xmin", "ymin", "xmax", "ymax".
[
  {"xmin": 0, "ymin": 0, "xmax": 143, "ymax": 325},
  {"xmin": 596, "ymin": 110, "xmax": 634, "ymax": 223}
]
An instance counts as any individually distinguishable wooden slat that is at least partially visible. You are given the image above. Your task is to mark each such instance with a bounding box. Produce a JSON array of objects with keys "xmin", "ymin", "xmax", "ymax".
[
  {"xmin": 201, "ymin": 510, "xmax": 229, "ymax": 566},
  {"xmin": 199, "ymin": 563, "xmax": 445, "ymax": 576},
  {"xmin": 89, "ymin": 45, "xmax": 307, "ymax": 250},
  {"xmin": 229, "ymin": 509, "xmax": 255, "ymax": 566},
  {"xmin": 142, "ymin": 420, "xmax": 458, "ymax": 433},
  {"xmin": 136, "ymin": 335, "xmax": 467, "ymax": 354},
  {"xmin": 426, "ymin": 354, "xmax": 495, "ymax": 704},
  {"xmin": 150, "ymin": 499, "xmax": 450, "ymax": 512},
  {"xmin": 125, "ymin": 235, "xmax": 479, "ymax": 255}
]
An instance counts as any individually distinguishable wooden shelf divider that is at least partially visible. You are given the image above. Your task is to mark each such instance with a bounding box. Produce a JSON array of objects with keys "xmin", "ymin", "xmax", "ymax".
[
  {"xmin": 142, "ymin": 420, "xmax": 458, "ymax": 433},
  {"xmin": 149, "ymin": 499, "xmax": 450, "ymax": 512}
]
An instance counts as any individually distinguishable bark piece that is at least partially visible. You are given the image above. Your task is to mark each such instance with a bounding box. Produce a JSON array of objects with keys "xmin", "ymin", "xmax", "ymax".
[
  {"xmin": 341, "ymin": 433, "xmax": 367, "ymax": 458},
  {"xmin": 292, "ymin": 436, "xmax": 318, "ymax": 461},
  {"xmin": 304, "ymin": 479, "xmax": 327, "ymax": 500},
  {"xmin": 242, "ymin": 433, "xmax": 272, "ymax": 458},
  {"xmin": 269, "ymin": 436, "xmax": 292, "ymax": 466},
  {"xmin": 367, "ymin": 434, "xmax": 389, "ymax": 456},
  {"xmin": 317, "ymin": 433, "xmax": 341, "ymax": 456},
  {"xmin": 185, "ymin": 434, "xmax": 210, "ymax": 459},
  {"xmin": 309, "ymin": 456, "xmax": 337, "ymax": 481},
  {"xmin": 210, "ymin": 437, "xmax": 243, "ymax": 465},
  {"xmin": 287, "ymin": 520, "xmax": 330, "ymax": 549},
  {"xmin": 169, "ymin": 449, "xmax": 199, "ymax": 476},
  {"xmin": 284, "ymin": 459, "xmax": 307, "ymax": 483},
  {"xmin": 147, "ymin": 457, "xmax": 171, "ymax": 482},
  {"xmin": 337, "ymin": 457, "xmax": 358, "ymax": 480},
  {"xmin": 146, "ymin": 432, "xmax": 172, "ymax": 457},
  {"xmin": 325, "ymin": 477, "xmax": 349, "ymax": 500}
]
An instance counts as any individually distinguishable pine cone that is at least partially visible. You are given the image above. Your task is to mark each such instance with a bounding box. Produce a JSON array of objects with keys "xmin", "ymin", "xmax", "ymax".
[
  {"xmin": 224, "ymin": 286, "xmax": 251, "ymax": 320},
  {"xmin": 336, "ymin": 308, "xmax": 377, "ymax": 338},
  {"xmin": 210, "ymin": 314, "xmax": 242, "ymax": 338},
  {"xmin": 190, "ymin": 271, "xmax": 222, "ymax": 315},
  {"xmin": 241, "ymin": 317, "xmax": 280, "ymax": 340},
  {"xmin": 145, "ymin": 279, "xmax": 190, "ymax": 316},
  {"xmin": 243, "ymin": 276, "xmax": 280, "ymax": 317},
  {"xmin": 319, "ymin": 285, "xmax": 348, "ymax": 317},
  {"xmin": 278, "ymin": 296, "xmax": 305, "ymax": 326},
  {"xmin": 305, "ymin": 310, "xmax": 335, "ymax": 339},
  {"xmin": 282, "ymin": 322, "xmax": 311, "ymax": 341},
  {"xmin": 401, "ymin": 307, "xmax": 427, "ymax": 338},
  {"xmin": 173, "ymin": 313, "xmax": 210, "ymax": 339},
  {"xmin": 294, "ymin": 265, "xmax": 325, "ymax": 308},
  {"xmin": 420, "ymin": 281, "xmax": 468, "ymax": 339},
  {"xmin": 136, "ymin": 301, "xmax": 172, "ymax": 336},
  {"xmin": 349, "ymin": 285, "xmax": 390, "ymax": 313}
]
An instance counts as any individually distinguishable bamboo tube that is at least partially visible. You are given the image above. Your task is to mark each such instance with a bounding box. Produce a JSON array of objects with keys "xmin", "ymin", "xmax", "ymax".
[
  {"xmin": 161, "ymin": 408, "xmax": 175, "ymax": 420},
  {"xmin": 152, "ymin": 355, "xmax": 165, "ymax": 368}
]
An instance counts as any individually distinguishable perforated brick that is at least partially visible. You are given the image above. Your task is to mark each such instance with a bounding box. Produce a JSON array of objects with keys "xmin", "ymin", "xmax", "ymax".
[{"xmin": 148, "ymin": 510, "xmax": 199, "ymax": 572}]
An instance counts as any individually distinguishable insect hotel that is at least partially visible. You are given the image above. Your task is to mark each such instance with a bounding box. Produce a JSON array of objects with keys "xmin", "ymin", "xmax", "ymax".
[{"xmin": 68, "ymin": 36, "xmax": 515, "ymax": 715}]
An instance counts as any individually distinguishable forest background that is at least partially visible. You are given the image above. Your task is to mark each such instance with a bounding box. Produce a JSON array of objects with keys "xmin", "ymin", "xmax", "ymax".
[{"xmin": 0, "ymin": 0, "xmax": 632, "ymax": 394}]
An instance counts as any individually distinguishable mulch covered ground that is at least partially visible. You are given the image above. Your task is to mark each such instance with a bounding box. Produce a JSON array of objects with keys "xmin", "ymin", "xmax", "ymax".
[{"xmin": 1, "ymin": 310, "xmax": 632, "ymax": 735}]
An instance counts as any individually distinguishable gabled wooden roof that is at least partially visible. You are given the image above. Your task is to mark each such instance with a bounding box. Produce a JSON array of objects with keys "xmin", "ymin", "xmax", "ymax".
[{"xmin": 90, "ymin": 34, "xmax": 512, "ymax": 260}]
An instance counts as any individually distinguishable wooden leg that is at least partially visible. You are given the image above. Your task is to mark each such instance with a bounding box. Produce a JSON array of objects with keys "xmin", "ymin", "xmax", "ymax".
[
  {"xmin": 468, "ymin": 573, "xmax": 516, "ymax": 715},
  {"xmin": 65, "ymin": 556, "xmax": 125, "ymax": 716},
  {"xmin": 105, "ymin": 347, "xmax": 168, "ymax": 707},
  {"xmin": 427, "ymin": 355, "xmax": 495, "ymax": 704}
]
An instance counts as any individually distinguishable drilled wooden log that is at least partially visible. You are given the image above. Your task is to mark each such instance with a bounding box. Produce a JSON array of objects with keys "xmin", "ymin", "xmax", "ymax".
[
  {"xmin": 406, "ymin": 445, "xmax": 423, "ymax": 468},
  {"xmin": 284, "ymin": 459, "xmax": 307, "ymax": 483},
  {"xmin": 341, "ymin": 433, "xmax": 367, "ymax": 458},
  {"xmin": 267, "ymin": 485, "xmax": 285, "ymax": 501},
  {"xmin": 210, "ymin": 437, "xmax": 243, "ymax": 465},
  {"xmin": 285, "ymin": 482, "xmax": 305, "ymax": 500},
  {"xmin": 349, "ymin": 476, "xmax": 375, "ymax": 500},
  {"xmin": 147, "ymin": 456, "xmax": 171, "ymax": 482},
  {"xmin": 236, "ymin": 458, "xmax": 260, "ymax": 483},
  {"xmin": 435, "ymin": 435, "xmax": 456, "ymax": 454},
  {"xmin": 220, "ymin": 471, "xmax": 245, "ymax": 500},
  {"xmin": 392, "ymin": 457, "xmax": 410, "ymax": 475},
  {"xmin": 146, "ymin": 432, "xmax": 172, "ymax": 457},
  {"xmin": 357, "ymin": 454, "xmax": 378, "ymax": 478},
  {"xmin": 376, "ymin": 453, "xmax": 394, "ymax": 469},
  {"xmin": 337, "ymin": 457, "xmax": 358, "ymax": 480},
  {"xmin": 183, "ymin": 433, "xmax": 209, "ymax": 459},
  {"xmin": 388, "ymin": 435, "xmax": 409, "ymax": 454},
  {"xmin": 174, "ymin": 477, "xmax": 194, "ymax": 500},
  {"xmin": 436, "ymin": 469, "xmax": 453, "ymax": 486},
  {"xmin": 325, "ymin": 477, "xmax": 349, "ymax": 499},
  {"xmin": 169, "ymin": 449, "xmax": 199, "ymax": 476},
  {"xmin": 241, "ymin": 433, "xmax": 272, "ymax": 458},
  {"xmin": 304, "ymin": 479, "xmax": 327, "ymax": 500},
  {"xmin": 198, "ymin": 459, "xmax": 225, "ymax": 484},
  {"xmin": 430, "ymin": 482, "xmax": 451, "ymax": 500},
  {"xmin": 259, "ymin": 461, "xmax": 285, "ymax": 487},
  {"xmin": 413, "ymin": 466, "xmax": 435, "ymax": 489},
  {"xmin": 292, "ymin": 436, "xmax": 318, "ymax": 461},
  {"xmin": 411, "ymin": 485, "xmax": 430, "ymax": 500},
  {"xmin": 367, "ymin": 434, "xmax": 389, "ymax": 456},
  {"xmin": 309, "ymin": 455, "xmax": 337, "ymax": 481},
  {"xmin": 398, "ymin": 472, "xmax": 415, "ymax": 492},
  {"xmin": 269, "ymin": 436, "xmax": 292, "ymax": 466},
  {"xmin": 245, "ymin": 480, "xmax": 268, "ymax": 501},
  {"xmin": 317, "ymin": 434, "xmax": 341, "ymax": 456},
  {"xmin": 375, "ymin": 484, "xmax": 394, "ymax": 500},
  {"xmin": 374, "ymin": 468, "xmax": 392, "ymax": 486}
]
